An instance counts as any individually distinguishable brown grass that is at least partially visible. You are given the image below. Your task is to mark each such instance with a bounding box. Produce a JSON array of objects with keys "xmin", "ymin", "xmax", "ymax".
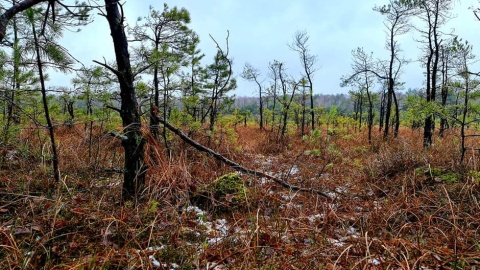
[{"xmin": 1, "ymin": 123, "xmax": 480, "ymax": 269}]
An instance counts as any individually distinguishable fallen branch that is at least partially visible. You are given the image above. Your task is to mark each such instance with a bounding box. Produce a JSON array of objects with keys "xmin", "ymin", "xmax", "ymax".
[{"xmin": 158, "ymin": 118, "xmax": 334, "ymax": 200}]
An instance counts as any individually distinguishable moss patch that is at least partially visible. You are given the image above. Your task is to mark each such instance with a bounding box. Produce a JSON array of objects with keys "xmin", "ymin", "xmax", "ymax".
[
  {"xmin": 191, "ymin": 173, "xmax": 247, "ymax": 213},
  {"xmin": 415, "ymin": 166, "xmax": 460, "ymax": 183}
]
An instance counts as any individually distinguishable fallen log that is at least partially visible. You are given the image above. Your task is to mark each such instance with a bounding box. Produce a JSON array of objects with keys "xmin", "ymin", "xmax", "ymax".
[{"xmin": 158, "ymin": 118, "xmax": 334, "ymax": 201}]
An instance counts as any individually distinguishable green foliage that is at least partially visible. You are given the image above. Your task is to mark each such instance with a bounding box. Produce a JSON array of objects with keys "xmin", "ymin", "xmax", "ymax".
[{"xmin": 404, "ymin": 94, "xmax": 440, "ymax": 127}]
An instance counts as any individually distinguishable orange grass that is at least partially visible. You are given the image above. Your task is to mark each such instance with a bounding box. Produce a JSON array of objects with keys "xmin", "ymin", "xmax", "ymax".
[{"xmin": 0, "ymin": 122, "xmax": 480, "ymax": 268}]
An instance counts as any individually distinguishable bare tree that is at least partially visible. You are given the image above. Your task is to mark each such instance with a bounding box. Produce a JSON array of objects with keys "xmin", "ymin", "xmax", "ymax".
[
  {"xmin": 374, "ymin": 0, "xmax": 413, "ymax": 138},
  {"xmin": 241, "ymin": 62, "xmax": 265, "ymax": 130},
  {"xmin": 289, "ymin": 30, "xmax": 318, "ymax": 131},
  {"xmin": 342, "ymin": 48, "xmax": 376, "ymax": 143},
  {"xmin": 438, "ymin": 38, "xmax": 456, "ymax": 137},
  {"xmin": 267, "ymin": 61, "xmax": 280, "ymax": 131},
  {"xmin": 269, "ymin": 61, "xmax": 298, "ymax": 138},
  {"xmin": 412, "ymin": 0, "xmax": 454, "ymax": 147}
]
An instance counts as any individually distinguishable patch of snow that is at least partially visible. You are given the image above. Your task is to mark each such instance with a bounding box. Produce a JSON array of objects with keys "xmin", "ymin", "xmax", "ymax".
[
  {"xmin": 208, "ymin": 237, "xmax": 223, "ymax": 245},
  {"xmin": 186, "ymin": 205, "xmax": 206, "ymax": 216},
  {"xmin": 185, "ymin": 206, "xmax": 232, "ymax": 246},
  {"xmin": 149, "ymin": 255, "xmax": 160, "ymax": 267},
  {"xmin": 214, "ymin": 219, "xmax": 229, "ymax": 237},
  {"xmin": 335, "ymin": 186, "xmax": 348, "ymax": 193},
  {"xmin": 145, "ymin": 246, "xmax": 165, "ymax": 252},
  {"xmin": 327, "ymin": 238, "xmax": 345, "ymax": 247},
  {"xmin": 368, "ymin": 258, "xmax": 381, "ymax": 265},
  {"xmin": 161, "ymin": 262, "xmax": 179, "ymax": 269},
  {"xmin": 289, "ymin": 165, "xmax": 300, "ymax": 175},
  {"xmin": 5, "ymin": 150, "xmax": 18, "ymax": 160},
  {"xmin": 284, "ymin": 202, "xmax": 302, "ymax": 208},
  {"xmin": 281, "ymin": 193, "xmax": 296, "ymax": 200},
  {"xmin": 308, "ymin": 214, "xmax": 324, "ymax": 225},
  {"xmin": 346, "ymin": 226, "xmax": 360, "ymax": 238},
  {"xmin": 260, "ymin": 177, "xmax": 269, "ymax": 185}
]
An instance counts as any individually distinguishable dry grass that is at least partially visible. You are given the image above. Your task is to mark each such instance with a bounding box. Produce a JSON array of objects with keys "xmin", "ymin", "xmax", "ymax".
[{"xmin": 1, "ymin": 123, "xmax": 480, "ymax": 269}]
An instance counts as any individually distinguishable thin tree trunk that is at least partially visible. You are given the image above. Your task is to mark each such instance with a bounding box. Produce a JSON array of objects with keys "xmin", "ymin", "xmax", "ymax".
[
  {"xmin": 32, "ymin": 20, "xmax": 60, "ymax": 183},
  {"xmin": 3, "ymin": 9, "xmax": 20, "ymax": 142},
  {"xmin": 393, "ymin": 90, "xmax": 400, "ymax": 137},
  {"xmin": 383, "ymin": 78, "xmax": 394, "ymax": 139}
]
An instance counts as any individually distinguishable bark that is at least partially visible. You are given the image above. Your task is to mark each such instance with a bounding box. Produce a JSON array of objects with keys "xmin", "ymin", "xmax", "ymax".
[
  {"xmin": 383, "ymin": 78, "xmax": 394, "ymax": 138},
  {"xmin": 460, "ymin": 80, "xmax": 469, "ymax": 163},
  {"xmin": 393, "ymin": 90, "xmax": 400, "ymax": 138},
  {"xmin": 379, "ymin": 90, "xmax": 385, "ymax": 132},
  {"xmin": 104, "ymin": 0, "xmax": 146, "ymax": 202},
  {"xmin": 439, "ymin": 47, "xmax": 449, "ymax": 137}
]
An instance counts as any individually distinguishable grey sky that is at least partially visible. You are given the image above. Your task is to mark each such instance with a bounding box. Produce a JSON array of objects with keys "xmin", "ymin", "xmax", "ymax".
[{"xmin": 57, "ymin": 0, "xmax": 479, "ymax": 96}]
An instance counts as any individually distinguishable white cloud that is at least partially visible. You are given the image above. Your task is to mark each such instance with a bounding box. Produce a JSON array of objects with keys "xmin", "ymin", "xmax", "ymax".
[{"xmin": 46, "ymin": 0, "xmax": 480, "ymax": 96}]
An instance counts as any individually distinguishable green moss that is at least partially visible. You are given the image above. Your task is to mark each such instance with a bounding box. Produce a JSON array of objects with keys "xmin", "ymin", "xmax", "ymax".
[
  {"xmin": 469, "ymin": 170, "xmax": 480, "ymax": 183},
  {"xmin": 144, "ymin": 200, "xmax": 159, "ymax": 214},
  {"xmin": 442, "ymin": 172, "xmax": 459, "ymax": 183},
  {"xmin": 213, "ymin": 173, "xmax": 244, "ymax": 194},
  {"xmin": 191, "ymin": 173, "xmax": 247, "ymax": 213},
  {"xmin": 414, "ymin": 166, "xmax": 460, "ymax": 183}
]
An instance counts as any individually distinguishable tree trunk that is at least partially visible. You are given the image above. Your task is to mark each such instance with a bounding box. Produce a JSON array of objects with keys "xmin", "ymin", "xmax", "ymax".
[
  {"xmin": 3, "ymin": 11, "xmax": 19, "ymax": 142},
  {"xmin": 439, "ymin": 47, "xmax": 449, "ymax": 137},
  {"xmin": 105, "ymin": 0, "xmax": 146, "ymax": 202},
  {"xmin": 383, "ymin": 78, "xmax": 394, "ymax": 139},
  {"xmin": 32, "ymin": 18, "xmax": 60, "ymax": 183},
  {"xmin": 379, "ymin": 88, "xmax": 385, "ymax": 133},
  {"xmin": 257, "ymin": 82, "xmax": 264, "ymax": 130},
  {"xmin": 460, "ymin": 78, "xmax": 469, "ymax": 163},
  {"xmin": 393, "ymin": 90, "xmax": 400, "ymax": 137},
  {"xmin": 310, "ymin": 87, "xmax": 315, "ymax": 131}
]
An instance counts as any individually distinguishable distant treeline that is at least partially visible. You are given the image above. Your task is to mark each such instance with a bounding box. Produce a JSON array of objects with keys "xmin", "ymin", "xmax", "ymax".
[{"xmin": 234, "ymin": 94, "xmax": 354, "ymax": 114}]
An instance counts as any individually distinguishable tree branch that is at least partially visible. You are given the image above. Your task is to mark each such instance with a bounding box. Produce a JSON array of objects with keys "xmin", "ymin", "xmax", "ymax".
[
  {"xmin": 133, "ymin": 62, "xmax": 156, "ymax": 78},
  {"xmin": 0, "ymin": 0, "xmax": 49, "ymax": 42},
  {"xmin": 93, "ymin": 59, "xmax": 120, "ymax": 76},
  {"xmin": 158, "ymin": 118, "xmax": 334, "ymax": 200},
  {"xmin": 109, "ymin": 131, "xmax": 128, "ymax": 142},
  {"xmin": 105, "ymin": 104, "xmax": 121, "ymax": 113}
]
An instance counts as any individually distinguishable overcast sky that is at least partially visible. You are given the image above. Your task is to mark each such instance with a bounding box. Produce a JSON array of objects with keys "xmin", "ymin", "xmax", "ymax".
[{"xmin": 56, "ymin": 0, "xmax": 480, "ymax": 96}]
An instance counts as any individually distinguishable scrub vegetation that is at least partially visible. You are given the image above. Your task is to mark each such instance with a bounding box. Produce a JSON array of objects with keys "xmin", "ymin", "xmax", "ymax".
[{"xmin": 1, "ymin": 0, "xmax": 480, "ymax": 268}]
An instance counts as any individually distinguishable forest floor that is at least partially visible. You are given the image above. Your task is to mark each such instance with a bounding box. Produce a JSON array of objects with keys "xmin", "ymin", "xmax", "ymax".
[{"xmin": 1, "ymin": 123, "xmax": 480, "ymax": 269}]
